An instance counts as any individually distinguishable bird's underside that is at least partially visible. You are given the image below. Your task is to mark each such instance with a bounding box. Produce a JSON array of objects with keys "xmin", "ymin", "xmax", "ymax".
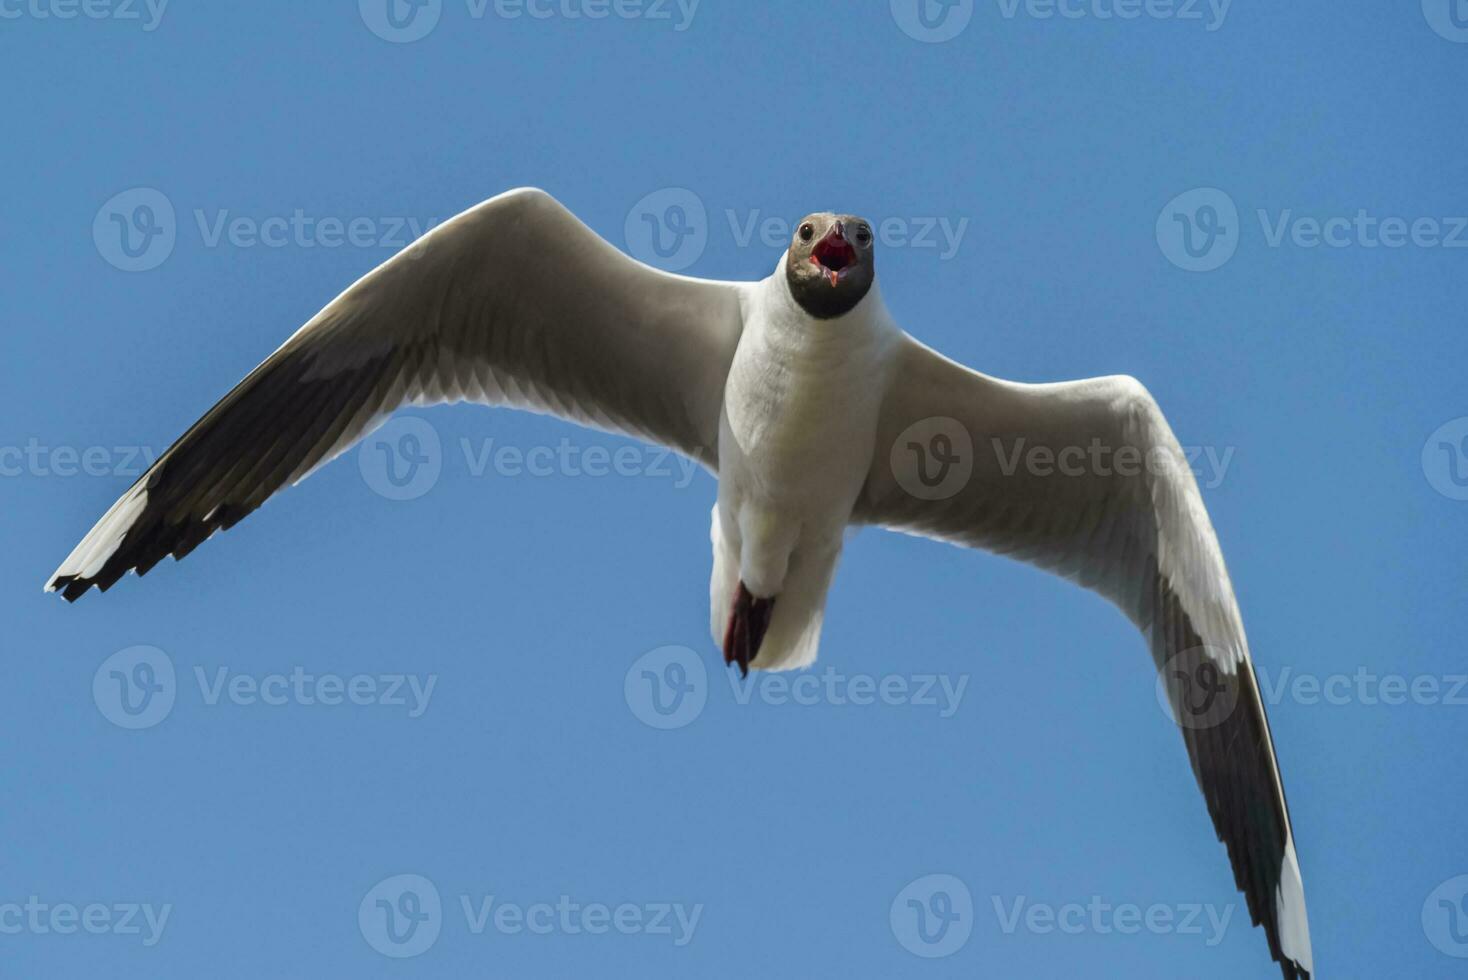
[{"xmin": 45, "ymin": 188, "xmax": 1313, "ymax": 979}]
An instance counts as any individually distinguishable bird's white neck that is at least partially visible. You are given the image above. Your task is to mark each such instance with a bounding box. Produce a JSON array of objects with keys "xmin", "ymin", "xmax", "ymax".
[{"xmin": 754, "ymin": 256, "xmax": 898, "ymax": 362}]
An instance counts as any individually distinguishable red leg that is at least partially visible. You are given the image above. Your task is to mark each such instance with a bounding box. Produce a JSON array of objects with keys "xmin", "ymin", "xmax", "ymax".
[{"xmin": 723, "ymin": 582, "xmax": 776, "ymax": 677}]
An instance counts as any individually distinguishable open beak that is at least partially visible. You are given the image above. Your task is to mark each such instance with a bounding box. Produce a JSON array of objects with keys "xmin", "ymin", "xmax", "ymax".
[{"xmin": 809, "ymin": 222, "xmax": 858, "ymax": 287}]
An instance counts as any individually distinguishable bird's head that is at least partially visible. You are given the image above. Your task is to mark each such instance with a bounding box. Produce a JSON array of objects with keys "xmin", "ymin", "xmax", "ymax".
[{"xmin": 784, "ymin": 212, "xmax": 876, "ymax": 319}]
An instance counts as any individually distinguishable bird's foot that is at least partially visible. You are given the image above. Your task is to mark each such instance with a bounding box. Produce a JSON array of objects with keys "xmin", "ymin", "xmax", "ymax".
[{"xmin": 722, "ymin": 582, "xmax": 775, "ymax": 678}]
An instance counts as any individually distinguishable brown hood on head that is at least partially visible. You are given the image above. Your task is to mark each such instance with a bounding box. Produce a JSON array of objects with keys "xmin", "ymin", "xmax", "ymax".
[{"xmin": 784, "ymin": 212, "xmax": 876, "ymax": 319}]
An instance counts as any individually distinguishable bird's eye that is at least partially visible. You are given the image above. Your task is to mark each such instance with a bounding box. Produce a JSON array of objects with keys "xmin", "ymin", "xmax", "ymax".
[
  {"xmin": 855, "ymin": 224, "xmax": 872, "ymax": 245},
  {"xmin": 798, "ymin": 223, "xmax": 814, "ymax": 242}
]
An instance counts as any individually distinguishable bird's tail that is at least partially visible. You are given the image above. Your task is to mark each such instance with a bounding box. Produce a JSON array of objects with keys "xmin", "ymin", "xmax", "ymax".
[{"xmin": 708, "ymin": 506, "xmax": 835, "ymax": 672}]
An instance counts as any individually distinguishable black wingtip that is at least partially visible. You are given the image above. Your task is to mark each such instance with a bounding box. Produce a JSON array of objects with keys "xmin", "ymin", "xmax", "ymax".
[{"xmin": 48, "ymin": 575, "xmax": 92, "ymax": 603}]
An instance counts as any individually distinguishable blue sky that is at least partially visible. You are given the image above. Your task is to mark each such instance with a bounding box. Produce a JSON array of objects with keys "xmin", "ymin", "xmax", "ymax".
[{"xmin": 3, "ymin": 2, "xmax": 1467, "ymax": 977}]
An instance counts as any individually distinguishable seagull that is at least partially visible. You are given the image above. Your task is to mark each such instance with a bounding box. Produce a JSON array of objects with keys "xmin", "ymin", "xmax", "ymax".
[{"xmin": 47, "ymin": 187, "xmax": 1313, "ymax": 978}]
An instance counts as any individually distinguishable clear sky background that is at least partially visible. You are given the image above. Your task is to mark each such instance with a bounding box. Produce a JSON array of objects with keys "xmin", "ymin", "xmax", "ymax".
[{"xmin": 3, "ymin": 2, "xmax": 1466, "ymax": 977}]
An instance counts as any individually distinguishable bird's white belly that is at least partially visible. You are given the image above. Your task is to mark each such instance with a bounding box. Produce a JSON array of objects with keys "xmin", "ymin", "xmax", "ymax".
[
  {"xmin": 726, "ymin": 374, "xmax": 866, "ymax": 500},
  {"xmin": 718, "ymin": 342, "xmax": 882, "ymax": 596}
]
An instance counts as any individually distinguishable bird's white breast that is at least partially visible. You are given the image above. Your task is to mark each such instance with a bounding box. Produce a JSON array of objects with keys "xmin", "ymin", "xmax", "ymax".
[{"xmin": 721, "ymin": 270, "xmax": 899, "ymax": 523}]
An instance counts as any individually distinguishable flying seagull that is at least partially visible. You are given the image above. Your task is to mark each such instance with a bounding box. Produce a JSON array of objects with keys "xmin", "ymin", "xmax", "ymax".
[{"xmin": 47, "ymin": 187, "xmax": 1313, "ymax": 978}]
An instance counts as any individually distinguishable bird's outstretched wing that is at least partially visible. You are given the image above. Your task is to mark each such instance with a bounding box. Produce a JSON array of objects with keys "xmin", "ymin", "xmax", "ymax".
[
  {"xmin": 856, "ymin": 336, "xmax": 1313, "ymax": 980},
  {"xmin": 47, "ymin": 188, "xmax": 746, "ymax": 600}
]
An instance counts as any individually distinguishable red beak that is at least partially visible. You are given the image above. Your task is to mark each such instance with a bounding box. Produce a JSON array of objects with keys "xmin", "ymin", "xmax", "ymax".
[{"xmin": 810, "ymin": 222, "xmax": 857, "ymax": 286}]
